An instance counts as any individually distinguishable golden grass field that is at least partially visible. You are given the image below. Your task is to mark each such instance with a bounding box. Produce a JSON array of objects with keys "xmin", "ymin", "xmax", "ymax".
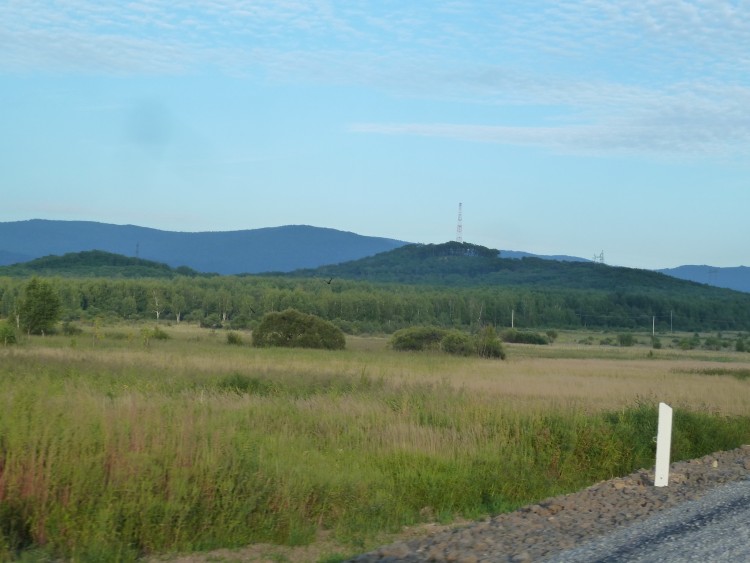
[{"xmin": 1, "ymin": 324, "xmax": 749, "ymax": 562}]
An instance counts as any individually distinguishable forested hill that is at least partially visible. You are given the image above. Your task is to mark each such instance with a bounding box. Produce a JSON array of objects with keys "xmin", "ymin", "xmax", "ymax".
[
  {"xmin": 0, "ymin": 251, "xmax": 203, "ymax": 278},
  {"xmin": 1, "ymin": 243, "xmax": 749, "ymax": 332},
  {"xmin": 0, "ymin": 220, "xmax": 408, "ymax": 274},
  {"xmin": 289, "ymin": 241, "xmax": 739, "ymax": 296}
]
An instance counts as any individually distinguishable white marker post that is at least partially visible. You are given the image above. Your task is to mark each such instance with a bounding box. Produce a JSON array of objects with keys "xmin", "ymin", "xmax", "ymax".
[{"xmin": 654, "ymin": 402, "xmax": 673, "ymax": 487}]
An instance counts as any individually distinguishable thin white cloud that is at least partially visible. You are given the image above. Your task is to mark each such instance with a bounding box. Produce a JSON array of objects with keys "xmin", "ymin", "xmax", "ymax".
[
  {"xmin": 350, "ymin": 98, "xmax": 750, "ymax": 157},
  {"xmin": 3, "ymin": 1, "xmax": 750, "ymax": 155}
]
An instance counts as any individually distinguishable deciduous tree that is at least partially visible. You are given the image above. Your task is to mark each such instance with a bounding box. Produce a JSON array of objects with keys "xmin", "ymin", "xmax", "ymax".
[{"xmin": 20, "ymin": 277, "xmax": 61, "ymax": 335}]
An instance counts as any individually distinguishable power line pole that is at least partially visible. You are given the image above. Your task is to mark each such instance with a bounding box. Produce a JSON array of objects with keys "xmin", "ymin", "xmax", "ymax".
[{"xmin": 456, "ymin": 202, "xmax": 463, "ymax": 243}]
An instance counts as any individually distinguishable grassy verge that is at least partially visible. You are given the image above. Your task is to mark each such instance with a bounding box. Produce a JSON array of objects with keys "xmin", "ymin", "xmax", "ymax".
[{"xmin": 1, "ymin": 328, "xmax": 749, "ymax": 561}]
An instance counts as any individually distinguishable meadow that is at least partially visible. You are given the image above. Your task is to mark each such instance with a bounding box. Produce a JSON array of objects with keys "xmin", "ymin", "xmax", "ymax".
[{"xmin": 1, "ymin": 324, "xmax": 749, "ymax": 562}]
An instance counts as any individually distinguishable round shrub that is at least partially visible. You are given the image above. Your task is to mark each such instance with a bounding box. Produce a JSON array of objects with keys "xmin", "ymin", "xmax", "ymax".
[
  {"xmin": 440, "ymin": 331, "xmax": 475, "ymax": 356},
  {"xmin": 475, "ymin": 326, "xmax": 506, "ymax": 359},
  {"xmin": 252, "ymin": 309, "xmax": 345, "ymax": 350},
  {"xmin": 390, "ymin": 326, "xmax": 447, "ymax": 351},
  {"xmin": 226, "ymin": 331, "xmax": 244, "ymax": 345},
  {"xmin": 151, "ymin": 326, "xmax": 170, "ymax": 340},
  {"xmin": 200, "ymin": 313, "xmax": 223, "ymax": 329},
  {"xmin": 617, "ymin": 333, "xmax": 636, "ymax": 347},
  {"xmin": 500, "ymin": 328, "xmax": 549, "ymax": 345}
]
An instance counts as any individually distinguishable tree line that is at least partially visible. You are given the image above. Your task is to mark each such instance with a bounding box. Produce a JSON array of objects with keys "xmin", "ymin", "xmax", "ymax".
[{"xmin": 2, "ymin": 274, "xmax": 749, "ymax": 334}]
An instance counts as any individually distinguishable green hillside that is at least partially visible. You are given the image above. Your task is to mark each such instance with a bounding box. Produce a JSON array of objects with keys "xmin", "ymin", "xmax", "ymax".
[
  {"xmin": 279, "ymin": 241, "xmax": 750, "ymax": 332},
  {"xmin": 0, "ymin": 250, "xmax": 202, "ymax": 278},
  {"xmin": 290, "ymin": 241, "xmax": 716, "ymax": 293}
]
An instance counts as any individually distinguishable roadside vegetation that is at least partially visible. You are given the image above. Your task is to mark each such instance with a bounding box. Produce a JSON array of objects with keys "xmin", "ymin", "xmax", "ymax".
[{"xmin": 1, "ymin": 323, "xmax": 749, "ymax": 561}]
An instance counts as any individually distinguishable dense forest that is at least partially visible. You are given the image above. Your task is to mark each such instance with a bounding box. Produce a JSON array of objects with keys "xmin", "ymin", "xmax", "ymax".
[{"xmin": 1, "ymin": 244, "xmax": 750, "ymax": 333}]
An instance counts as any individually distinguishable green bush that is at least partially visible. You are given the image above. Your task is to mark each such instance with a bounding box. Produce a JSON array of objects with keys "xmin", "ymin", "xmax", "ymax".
[
  {"xmin": 200, "ymin": 313, "xmax": 223, "ymax": 329},
  {"xmin": 500, "ymin": 328, "xmax": 548, "ymax": 345},
  {"xmin": 475, "ymin": 326, "xmax": 506, "ymax": 359},
  {"xmin": 151, "ymin": 326, "xmax": 170, "ymax": 340},
  {"xmin": 391, "ymin": 326, "xmax": 506, "ymax": 359},
  {"xmin": 0, "ymin": 321, "xmax": 16, "ymax": 345},
  {"xmin": 678, "ymin": 334, "xmax": 701, "ymax": 350},
  {"xmin": 139, "ymin": 326, "xmax": 170, "ymax": 347},
  {"xmin": 703, "ymin": 336, "xmax": 722, "ymax": 351},
  {"xmin": 440, "ymin": 331, "xmax": 475, "ymax": 356},
  {"xmin": 252, "ymin": 309, "xmax": 345, "ymax": 350},
  {"xmin": 390, "ymin": 326, "xmax": 447, "ymax": 351},
  {"xmin": 226, "ymin": 331, "xmax": 243, "ymax": 345},
  {"xmin": 617, "ymin": 333, "xmax": 636, "ymax": 347}
]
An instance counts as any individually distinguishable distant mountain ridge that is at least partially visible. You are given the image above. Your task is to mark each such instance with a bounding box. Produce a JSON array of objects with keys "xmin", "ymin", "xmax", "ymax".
[
  {"xmin": 0, "ymin": 220, "xmax": 408, "ymax": 274},
  {"xmin": 657, "ymin": 265, "xmax": 750, "ymax": 293},
  {"xmin": 1, "ymin": 220, "xmax": 747, "ymax": 292}
]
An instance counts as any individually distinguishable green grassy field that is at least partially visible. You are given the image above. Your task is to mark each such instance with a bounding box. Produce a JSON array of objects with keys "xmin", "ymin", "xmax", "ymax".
[{"xmin": 1, "ymin": 324, "xmax": 749, "ymax": 562}]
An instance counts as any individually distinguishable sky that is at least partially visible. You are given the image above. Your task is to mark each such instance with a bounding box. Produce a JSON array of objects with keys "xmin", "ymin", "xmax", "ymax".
[{"xmin": 1, "ymin": 1, "xmax": 749, "ymax": 270}]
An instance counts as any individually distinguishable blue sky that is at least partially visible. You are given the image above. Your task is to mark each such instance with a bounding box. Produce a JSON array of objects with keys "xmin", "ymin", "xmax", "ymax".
[{"xmin": 2, "ymin": 1, "xmax": 749, "ymax": 269}]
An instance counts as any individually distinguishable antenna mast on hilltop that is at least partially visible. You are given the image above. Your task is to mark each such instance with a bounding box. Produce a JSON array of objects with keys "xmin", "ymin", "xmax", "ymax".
[{"xmin": 456, "ymin": 202, "xmax": 463, "ymax": 243}]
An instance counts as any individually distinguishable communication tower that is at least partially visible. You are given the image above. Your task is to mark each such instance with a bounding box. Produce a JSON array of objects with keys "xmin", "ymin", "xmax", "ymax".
[{"xmin": 456, "ymin": 203, "xmax": 463, "ymax": 243}]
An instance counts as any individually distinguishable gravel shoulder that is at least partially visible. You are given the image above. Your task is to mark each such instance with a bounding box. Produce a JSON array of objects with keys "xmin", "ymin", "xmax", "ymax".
[
  {"xmin": 349, "ymin": 445, "xmax": 750, "ymax": 562},
  {"xmin": 548, "ymin": 479, "xmax": 750, "ymax": 562}
]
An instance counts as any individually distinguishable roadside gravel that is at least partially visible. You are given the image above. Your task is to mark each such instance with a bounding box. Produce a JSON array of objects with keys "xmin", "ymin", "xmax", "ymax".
[
  {"xmin": 548, "ymin": 479, "xmax": 750, "ymax": 562},
  {"xmin": 348, "ymin": 445, "xmax": 750, "ymax": 562}
]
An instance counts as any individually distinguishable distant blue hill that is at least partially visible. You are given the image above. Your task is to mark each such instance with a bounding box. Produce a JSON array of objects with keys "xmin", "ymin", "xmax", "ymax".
[
  {"xmin": 657, "ymin": 265, "xmax": 750, "ymax": 294},
  {"xmin": 0, "ymin": 249, "xmax": 33, "ymax": 265},
  {"xmin": 0, "ymin": 220, "xmax": 408, "ymax": 275},
  {"xmin": 503, "ymin": 252, "xmax": 750, "ymax": 294},
  {"xmin": 2, "ymin": 220, "xmax": 747, "ymax": 292}
]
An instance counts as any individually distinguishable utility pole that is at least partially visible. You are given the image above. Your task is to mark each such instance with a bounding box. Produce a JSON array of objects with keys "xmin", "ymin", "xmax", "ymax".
[{"xmin": 456, "ymin": 203, "xmax": 463, "ymax": 243}]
